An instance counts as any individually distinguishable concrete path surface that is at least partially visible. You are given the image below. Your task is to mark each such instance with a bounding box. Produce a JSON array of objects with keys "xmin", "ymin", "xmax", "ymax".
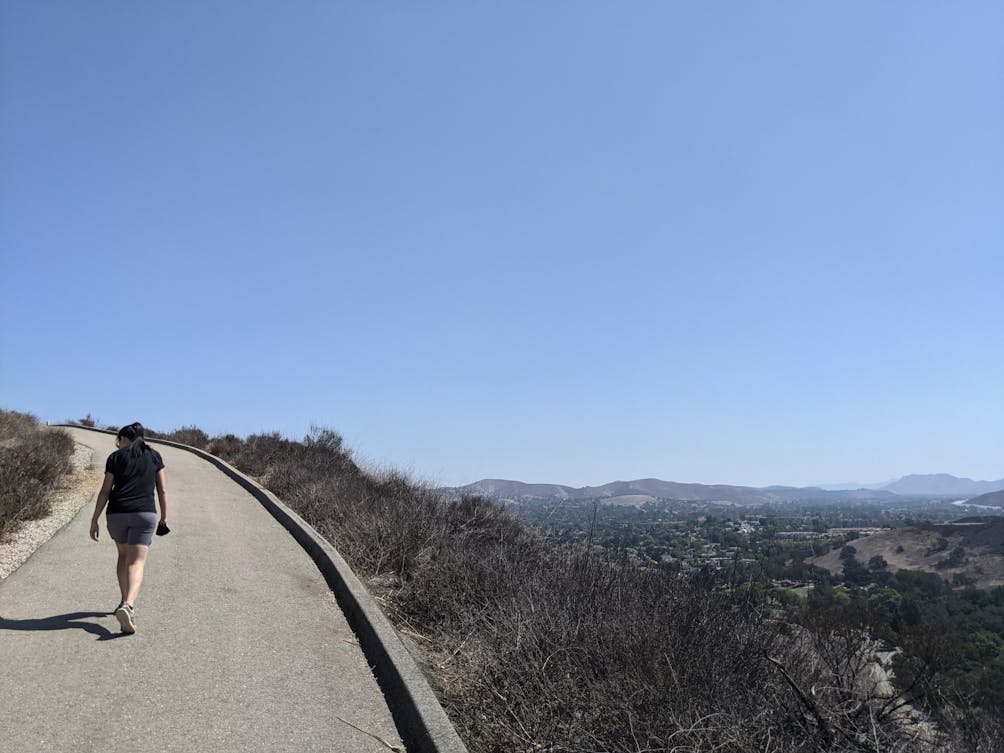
[{"xmin": 0, "ymin": 428, "xmax": 405, "ymax": 753}]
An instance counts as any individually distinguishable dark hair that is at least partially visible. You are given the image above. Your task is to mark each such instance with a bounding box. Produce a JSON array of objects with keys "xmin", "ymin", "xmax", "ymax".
[{"xmin": 117, "ymin": 422, "xmax": 150, "ymax": 454}]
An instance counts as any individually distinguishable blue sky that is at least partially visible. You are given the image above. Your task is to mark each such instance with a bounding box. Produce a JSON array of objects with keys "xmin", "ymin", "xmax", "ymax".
[{"xmin": 2, "ymin": 3, "xmax": 1001, "ymax": 488}]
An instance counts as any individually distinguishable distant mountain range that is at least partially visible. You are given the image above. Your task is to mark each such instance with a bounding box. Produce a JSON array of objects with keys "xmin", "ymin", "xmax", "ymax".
[
  {"xmin": 443, "ymin": 474, "xmax": 1004, "ymax": 506},
  {"xmin": 880, "ymin": 474, "xmax": 1004, "ymax": 497}
]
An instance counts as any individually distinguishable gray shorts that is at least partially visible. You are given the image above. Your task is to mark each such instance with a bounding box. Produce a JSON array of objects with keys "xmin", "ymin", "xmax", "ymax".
[{"xmin": 106, "ymin": 512, "xmax": 158, "ymax": 546}]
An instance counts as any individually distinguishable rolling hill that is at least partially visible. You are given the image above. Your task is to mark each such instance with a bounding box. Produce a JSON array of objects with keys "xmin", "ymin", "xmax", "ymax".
[
  {"xmin": 958, "ymin": 489, "xmax": 1004, "ymax": 509},
  {"xmin": 447, "ymin": 478, "xmax": 901, "ymax": 506},
  {"xmin": 809, "ymin": 517, "xmax": 1004, "ymax": 589},
  {"xmin": 444, "ymin": 473, "xmax": 1004, "ymax": 507}
]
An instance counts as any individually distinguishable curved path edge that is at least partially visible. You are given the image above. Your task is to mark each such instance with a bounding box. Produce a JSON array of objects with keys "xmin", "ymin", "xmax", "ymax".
[{"xmin": 58, "ymin": 426, "xmax": 468, "ymax": 753}]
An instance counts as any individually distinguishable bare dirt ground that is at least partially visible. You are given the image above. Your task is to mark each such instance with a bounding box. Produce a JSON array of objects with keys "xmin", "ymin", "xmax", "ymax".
[{"xmin": 0, "ymin": 442, "xmax": 103, "ymax": 580}]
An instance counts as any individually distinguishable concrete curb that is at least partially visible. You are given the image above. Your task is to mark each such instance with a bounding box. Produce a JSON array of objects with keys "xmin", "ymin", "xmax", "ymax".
[{"xmin": 59, "ymin": 426, "xmax": 468, "ymax": 753}]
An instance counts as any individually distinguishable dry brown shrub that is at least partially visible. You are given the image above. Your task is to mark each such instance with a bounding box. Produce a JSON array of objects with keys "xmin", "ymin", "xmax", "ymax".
[
  {"xmin": 185, "ymin": 425, "xmax": 967, "ymax": 753},
  {"xmin": 153, "ymin": 426, "xmax": 211, "ymax": 448},
  {"xmin": 0, "ymin": 409, "xmax": 74, "ymax": 542}
]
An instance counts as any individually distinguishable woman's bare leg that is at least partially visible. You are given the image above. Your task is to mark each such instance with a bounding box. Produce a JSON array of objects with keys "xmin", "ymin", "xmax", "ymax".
[
  {"xmin": 123, "ymin": 544, "xmax": 149, "ymax": 606},
  {"xmin": 115, "ymin": 542, "xmax": 129, "ymax": 604},
  {"xmin": 114, "ymin": 542, "xmax": 149, "ymax": 607}
]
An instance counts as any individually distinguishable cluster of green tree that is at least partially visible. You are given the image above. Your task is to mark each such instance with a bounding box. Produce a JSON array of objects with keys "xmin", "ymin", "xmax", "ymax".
[
  {"xmin": 797, "ymin": 563, "xmax": 1004, "ymax": 727},
  {"xmin": 747, "ymin": 539, "xmax": 836, "ymax": 581}
]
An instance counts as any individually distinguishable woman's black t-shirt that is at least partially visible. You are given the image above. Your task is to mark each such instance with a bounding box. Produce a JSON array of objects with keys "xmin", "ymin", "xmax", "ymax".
[{"xmin": 105, "ymin": 446, "xmax": 165, "ymax": 514}]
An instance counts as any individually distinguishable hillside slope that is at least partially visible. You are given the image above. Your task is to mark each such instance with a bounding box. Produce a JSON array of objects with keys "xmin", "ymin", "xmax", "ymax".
[
  {"xmin": 963, "ymin": 489, "xmax": 1004, "ymax": 508},
  {"xmin": 810, "ymin": 517, "xmax": 1004, "ymax": 588}
]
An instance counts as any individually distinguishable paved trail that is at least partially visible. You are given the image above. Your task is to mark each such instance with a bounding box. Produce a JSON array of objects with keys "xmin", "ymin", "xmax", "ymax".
[{"xmin": 0, "ymin": 428, "xmax": 404, "ymax": 753}]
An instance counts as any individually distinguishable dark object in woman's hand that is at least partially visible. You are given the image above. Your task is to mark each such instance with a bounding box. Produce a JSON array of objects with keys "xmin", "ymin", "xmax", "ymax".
[{"xmin": 156, "ymin": 521, "xmax": 171, "ymax": 536}]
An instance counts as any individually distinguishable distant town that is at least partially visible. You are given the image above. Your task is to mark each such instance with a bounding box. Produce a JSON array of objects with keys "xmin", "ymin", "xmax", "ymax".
[{"xmin": 499, "ymin": 495, "xmax": 995, "ymax": 582}]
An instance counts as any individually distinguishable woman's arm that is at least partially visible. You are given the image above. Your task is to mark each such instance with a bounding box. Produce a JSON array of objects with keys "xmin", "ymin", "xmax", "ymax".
[
  {"xmin": 89, "ymin": 472, "xmax": 114, "ymax": 541},
  {"xmin": 155, "ymin": 468, "xmax": 168, "ymax": 524}
]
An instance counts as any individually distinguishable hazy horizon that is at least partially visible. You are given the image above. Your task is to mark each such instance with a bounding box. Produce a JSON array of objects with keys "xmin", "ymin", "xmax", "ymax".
[{"xmin": 449, "ymin": 472, "xmax": 1002, "ymax": 491}]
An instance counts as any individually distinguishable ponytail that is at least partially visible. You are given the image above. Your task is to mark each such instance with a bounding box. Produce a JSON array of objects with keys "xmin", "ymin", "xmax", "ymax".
[{"xmin": 117, "ymin": 422, "xmax": 150, "ymax": 455}]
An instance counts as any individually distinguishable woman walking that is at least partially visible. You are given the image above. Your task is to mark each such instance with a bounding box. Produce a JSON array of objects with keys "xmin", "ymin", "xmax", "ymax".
[{"xmin": 89, "ymin": 422, "xmax": 168, "ymax": 634}]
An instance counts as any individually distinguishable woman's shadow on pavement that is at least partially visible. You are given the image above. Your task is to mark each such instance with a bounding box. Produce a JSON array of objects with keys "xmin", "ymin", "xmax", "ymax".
[{"xmin": 0, "ymin": 611, "xmax": 128, "ymax": 640}]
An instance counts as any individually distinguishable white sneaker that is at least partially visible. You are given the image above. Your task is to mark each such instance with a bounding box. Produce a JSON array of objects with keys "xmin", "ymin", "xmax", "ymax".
[{"xmin": 114, "ymin": 604, "xmax": 136, "ymax": 634}]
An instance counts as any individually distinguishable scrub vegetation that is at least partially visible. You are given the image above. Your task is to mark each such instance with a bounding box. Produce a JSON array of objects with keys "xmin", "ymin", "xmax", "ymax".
[
  {"xmin": 137, "ymin": 424, "xmax": 1000, "ymax": 753},
  {"xmin": 0, "ymin": 409, "xmax": 74, "ymax": 543},
  {"xmin": 17, "ymin": 421, "xmax": 1003, "ymax": 750}
]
